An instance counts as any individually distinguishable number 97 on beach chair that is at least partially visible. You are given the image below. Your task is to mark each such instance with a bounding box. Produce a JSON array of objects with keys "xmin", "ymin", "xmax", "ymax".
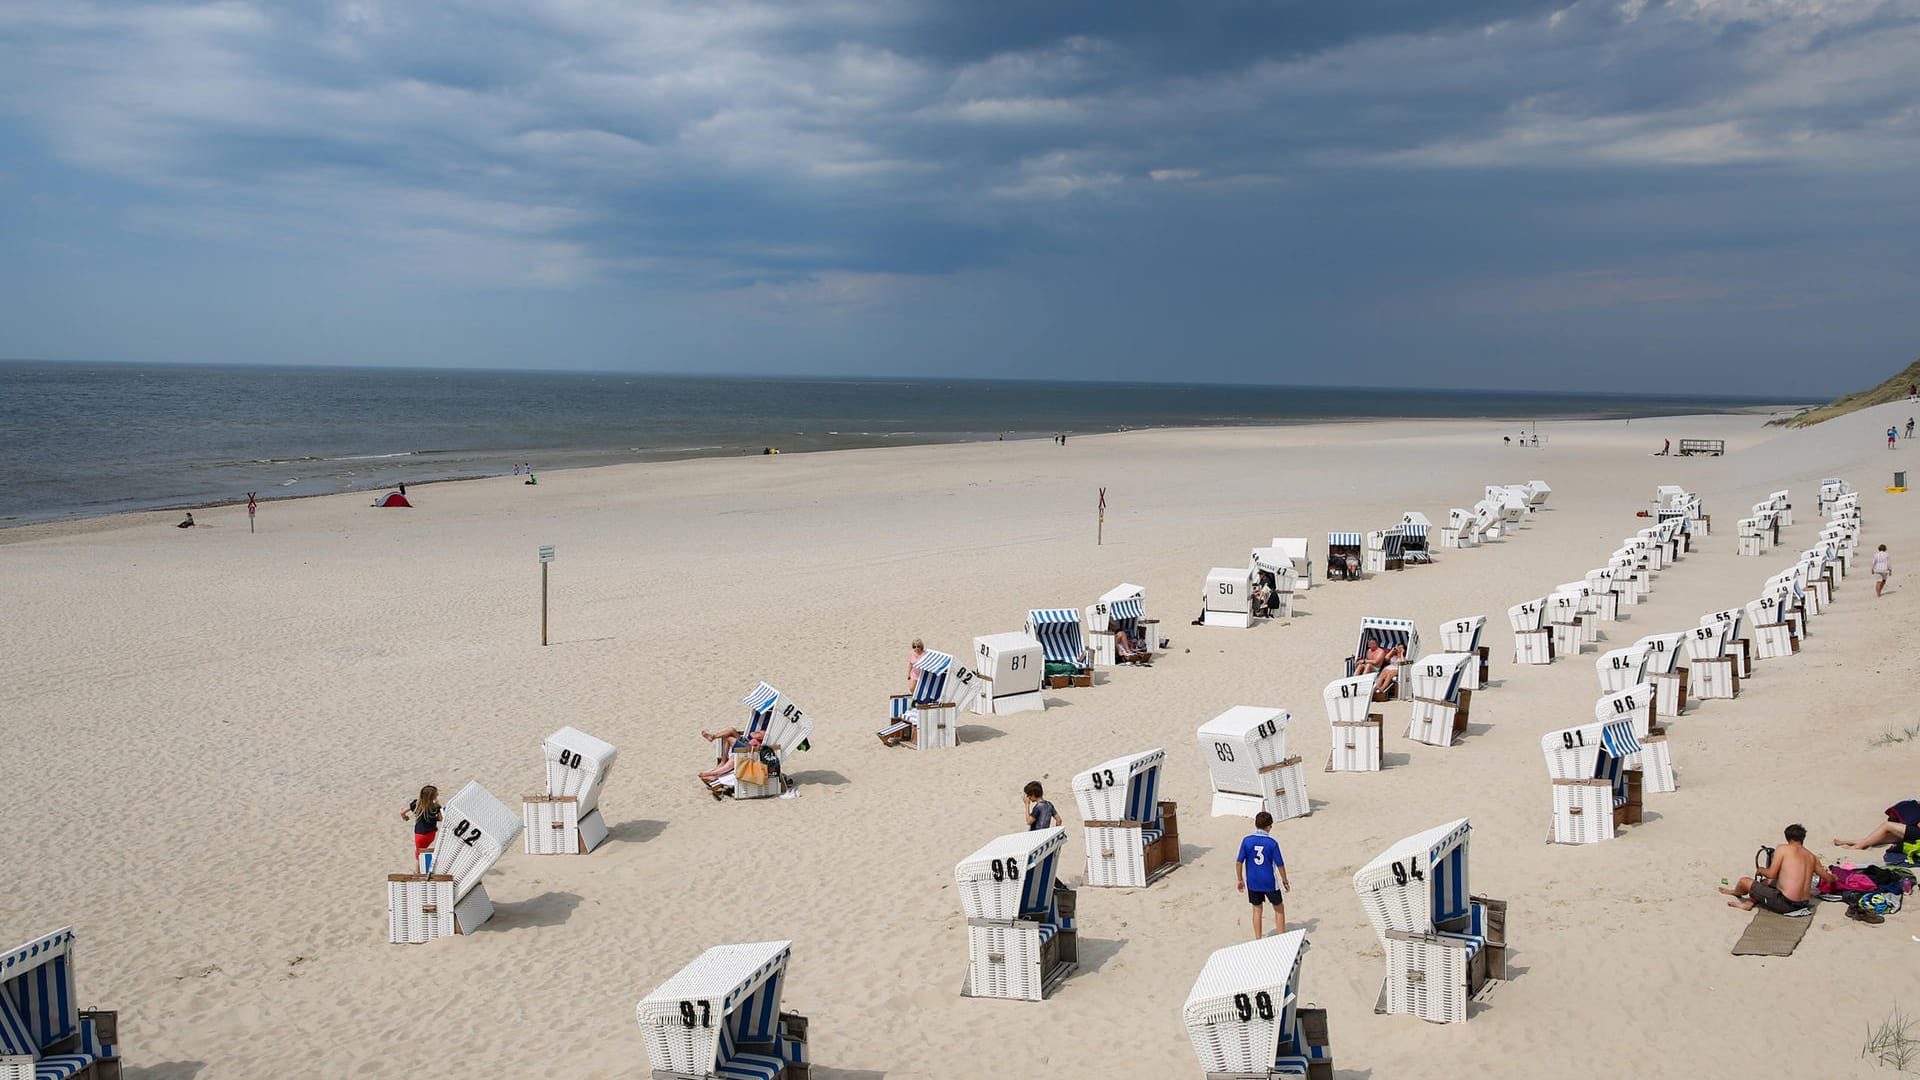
[
  {"xmin": 523, "ymin": 726, "xmax": 617, "ymax": 854},
  {"xmin": 388, "ymin": 780, "xmax": 523, "ymax": 943},
  {"xmin": 1183, "ymin": 931, "xmax": 1334, "ymax": 1079},
  {"xmin": 636, "ymin": 941, "xmax": 811, "ymax": 1079}
]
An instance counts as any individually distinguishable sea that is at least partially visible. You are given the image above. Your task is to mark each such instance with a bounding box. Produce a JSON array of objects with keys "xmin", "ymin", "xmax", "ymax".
[{"xmin": 0, "ymin": 360, "xmax": 1801, "ymax": 527}]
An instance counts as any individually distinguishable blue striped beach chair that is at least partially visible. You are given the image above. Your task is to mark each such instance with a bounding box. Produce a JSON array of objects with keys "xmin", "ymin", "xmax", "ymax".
[
  {"xmin": 1364, "ymin": 529, "xmax": 1404, "ymax": 574},
  {"xmin": 1596, "ymin": 682, "xmax": 1674, "ymax": 794},
  {"xmin": 1633, "ymin": 631, "xmax": 1690, "ymax": 717},
  {"xmin": 1324, "ymin": 533, "xmax": 1362, "ymax": 581},
  {"xmin": 1544, "ymin": 718, "xmax": 1644, "ymax": 844},
  {"xmin": 722, "ymin": 684, "xmax": 815, "ymax": 799},
  {"xmin": 523, "ymin": 726, "xmax": 618, "ymax": 855},
  {"xmin": 878, "ymin": 649, "xmax": 977, "ymax": 750},
  {"xmin": 1183, "ymin": 931, "xmax": 1332, "ymax": 1080},
  {"xmin": 1353, "ymin": 818, "xmax": 1508, "ymax": 1024},
  {"xmin": 1, "ymin": 928, "xmax": 119, "ymax": 1080},
  {"xmin": 956, "ymin": 829, "xmax": 1078, "ymax": 1001},
  {"xmin": 1342, "ymin": 617, "xmax": 1419, "ymax": 701},
  {"xmin": 636, "ymin": 940, "xmax": 809, "ymax": 1079},
  {"xmin": 1075, "ymin": 748, "xmax": 1181, "ymax": 886},
  {"xmin": 1026, "ymin": 609, "xmax": 1092, "ymax": 687},
  {"xmin": 1084, "ymin": 585, "xmax": 1154, "ymax": 665}
]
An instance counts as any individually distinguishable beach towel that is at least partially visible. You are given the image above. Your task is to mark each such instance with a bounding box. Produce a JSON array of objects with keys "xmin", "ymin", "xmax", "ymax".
[{"xmin": 1732, "ymin": 908, "xmax": 1815, "ymax": 956}]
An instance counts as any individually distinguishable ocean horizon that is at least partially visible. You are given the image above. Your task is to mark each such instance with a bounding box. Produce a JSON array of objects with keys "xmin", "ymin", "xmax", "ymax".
[{"xmin": 0, "ymin": 359, "xmax": 1804, "ymax": 527}]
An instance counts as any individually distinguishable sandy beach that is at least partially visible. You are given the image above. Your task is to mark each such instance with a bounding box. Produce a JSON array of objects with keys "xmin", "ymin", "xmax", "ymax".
[{"xmin": 5, "ymin": 401, "xmax": 1917, "ymax": 1079}]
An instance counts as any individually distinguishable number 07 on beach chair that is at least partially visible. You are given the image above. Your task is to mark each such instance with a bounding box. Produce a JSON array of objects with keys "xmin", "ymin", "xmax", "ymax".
[
  {"xmin": 636, "ymin": 941, "xmax": 810, "ymax": 1079},
  {"xmin": 1353, "ymin": 819, "xmax": 1507, "ymax": 1024},
  {"xmin": 1183, "ymin": 931, "xmax": 1333, "ymax": 1079}
]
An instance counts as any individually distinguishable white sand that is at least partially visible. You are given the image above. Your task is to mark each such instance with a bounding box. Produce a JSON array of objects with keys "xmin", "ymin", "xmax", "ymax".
[{"xmin": 5, "ymin": 402, "xmax": 1918, "ymax": 1079}]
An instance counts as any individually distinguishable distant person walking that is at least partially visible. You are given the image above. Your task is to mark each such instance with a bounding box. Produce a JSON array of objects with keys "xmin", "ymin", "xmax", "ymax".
[
  {"xmin": 1890, "ymin": 427, "xmax": 1899, "ymax": 450},
  {"xmin": 1236, "ymin": 811, "xmax": 1290, "ymax": 939},
  {"xmin": 1906, "ymin": 418, "xmax": 1914, "ymax": 439},
  {"xmin": 1873, "ymin": 544, "xmax": 1892, "ymax": 598}
]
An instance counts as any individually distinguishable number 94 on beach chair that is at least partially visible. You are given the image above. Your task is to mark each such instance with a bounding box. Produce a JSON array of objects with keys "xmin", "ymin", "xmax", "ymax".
[
  {"xmin": 1076, "ymin": 748, "xmax": 1182, "ymax": 887},
  {"xmin": 1353, "ymin": 818, "xmax": 1508, "ymax": 1025}
]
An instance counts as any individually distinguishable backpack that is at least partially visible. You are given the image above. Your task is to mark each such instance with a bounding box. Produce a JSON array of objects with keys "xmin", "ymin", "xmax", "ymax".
[{"xmin": 758, "ymin": 745, "xmax": 782, "ymax": 778}]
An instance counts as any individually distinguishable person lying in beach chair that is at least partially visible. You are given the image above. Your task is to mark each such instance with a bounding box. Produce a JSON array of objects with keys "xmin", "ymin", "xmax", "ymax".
[
  {"xmin": 698, "ymin": 728, "xmax": 754, "ymax": 788},
  {"xmin": 1112, "ymin": 624, "xmax": 1153, "ymax": 665}
]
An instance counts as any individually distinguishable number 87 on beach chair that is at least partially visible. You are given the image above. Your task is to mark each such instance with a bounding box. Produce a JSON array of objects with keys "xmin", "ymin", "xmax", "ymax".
[
  {"xmin": 523, "ymin": 726, "xmax": 617, "ymax": 854},
  {"xmin": 1323, "ymin": 676, "xmax": 1382, "ymax": 773},
  {"xmin": 956, "ymin": 828, "xmax": 1078, "ymax": 1001},
  {"xmin": 636, "ymin": 940, "xmax": 811, "ymax": 1079},
  {"xmin": 1076, "ymin": 748, "xmax": 1182, "ymax": 887},
  {"xmin": 1353, "ymin": 818, "xmax": 1507, "ymax": 1024},
  {"xmin": 1183, "ymin": 931, "xmax": 1334, "ymax": 1079},
  {"xmin": 388, "ymin": 780, "xmax": 524, "ymax": 943}
]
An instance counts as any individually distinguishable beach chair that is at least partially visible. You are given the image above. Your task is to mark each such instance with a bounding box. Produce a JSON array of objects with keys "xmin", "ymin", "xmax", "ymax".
[
  {"xmin": 1438, "ymin": 615, "xmax": 1490, "ymax": 690},
  {"xmin": 1598, "ymin": 682, "xmax": 1674, "ymax": 793},
  {"xmin": 1352, "ymin": 818, "xmax": 1507, "ymax": 1024},
  {"xmin": 1343, "ymin": 617, "xmax": 1419, "ymax": 701},
  {"xmin": 1800, "ymin": 550, "xmax": 1835, "ymax": 607},
  {"xmin": 1546, "ymin": 592, "xmax": 1585, "ymax": 658},
  {"xmin": 1075, "ymin": 749, "xmax": 1181, "ymax": 887},
  {"xmin": 523, "ymin": 726, "xmax": 618, "ymax": 855},
  {"xmin": 1406, "ymin": 653, "xmax": 1474, "ymax": 748},
  {"xmin": 1250, "ymin": 549, "xmax": 1298, "ymax": 619},
  {"xmin": 879, "ymin": 649, "xmax": 979, "ymax": 750},
  {"xmin": 636, "ymin": 940, "xmax": 810, "ymax": 1080},
  {"xmin": 1554, "ymin": 582, "xmax": 1601, "ymax": 644},
  {"xmin": 1271, "ymin": 537, "xmax": 1314, "ymax": 591},
  {"xmin": 1745, "ymin": 596, "xmax": 1799, "ymax": 660},
  {"xmin": 711, "ymin": 683, "xmax": 816, "ymax": 800},
  {"xmin": 0, "ymin": 928, "xmax": 120, "ymax": 1080},
  {"xmin": 1543, "ymin": 719, "xmax": 1645, "ymax": 844},
  {"xmin": 1523, "ymin": 480, "xmax": 1551, "ymax": 508},
  {"xmin": 1440, "ymin": 508, "xmax": 1478, "ymax": 549},
  {"xmin": 1323, "ymin": 676, "xmax": 1383, "ymax": 773},
  {"xmin": 1183, "ymin": 931, "xmax": 1333, "ymax": 1080},
  {"xmin": 1763, "ymin": 573, "xmax": 1811, "ymax": 638},
  {"xmin": 1203, "ymin": 566, "xmax": 1259, "ymax": 628},
  {"xmin": 1607, "ymin": 552, "xmax": 1649, "ymax": 604},
  {"xmin": 1656, "ymin": 509, "xmax": 1693, "ymax": 553},
  {"xmin": 1595, "ymin": 644, "xmax": 1650, "ymax": 694},
  {"xmin": 1027, "ymin": 608, "xmax": 1094, "ymax": 688},
  {"xmin": 1686, "ymin": 619, "xmax": 1739, "ymax": 699},
  {"xmin": 972, "ymin": 633, "xmax": 1046, "ymax": 714},
  {"xmin": 389, "ymin": 780, "xmax": 524, "ymax": 941},
  {"xmin": 956, "ymin": 828, "xmax": 1077, "ymax": 1001},
  {"xmin": 1085, "ymin": 584, "xmax": 1156, "ymax": 666},
  {"xmin": 1325, "ymin": 534, "xmax": 1363, "ymax": 582},
  {"xmin": 1582, "ymin": 568, "xmax": 1622, "ymax": 622},
  {"xmin": 1201, "ymin": 706, "xmax": 1314, "ymax": 812},
  {"xmin": 1632, "ymin": 527, "xmax": 1668, "ymax": 572},
  {"xmin": 1471, "ymin": 500, "xmax": 1504, "ymax": 542},
  {"xmin": 1704, "ymin": 606, "xmax": 1753, "ymax": 676},
  {"xmin": 1364, "ymin": 529, "xmax": 1405, "ymax": 574},
  {"xmin": 1633, "ymin": 632, "xmax": 1690, "ymax": 717},
  {"xmin": 1818, "ymin": 478, "xmax": 1847, "ymax": 515},
  {"xmin": 1508, "ymin": 598, "xmax": 1552, "ymax": 665},
  {"xmin": 1484, "ymin": 486, "xmax": 1527, "ymax": 525},
  {"xmin": 1768, "ymin": 490, "xmax": 1794, "ymax": 528}
]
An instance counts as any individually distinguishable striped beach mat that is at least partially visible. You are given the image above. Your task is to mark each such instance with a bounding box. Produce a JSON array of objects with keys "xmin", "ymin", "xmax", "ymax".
[{"xmin": 1732, "ymin": 908, "xmax": 1814, "ymax": 956}]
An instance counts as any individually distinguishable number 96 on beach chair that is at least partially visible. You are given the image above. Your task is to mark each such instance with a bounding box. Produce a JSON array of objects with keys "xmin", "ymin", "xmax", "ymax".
[
  {"xmin": 0, "ymin": 927, "xmax": 121, "ymax": 1080},
  {"xmin": 636, "ymin": 940, "xmax": 810, "ymax": 1079},
  {"xmin": 388, "ymin": 780, "xmax": 524, "ymax": 943},
  {"xmin": 1183, "ymin": 931, "xmax": 1333, "ymax": 1080},
  {"xmin": 523, "ymin": 726, "xmax": 617, "ymax": 855},
  {"xmin": 1076, "ymin": 748, "xmax": 1182, "ymax": 886},
  {"xmin": 1199, "ymin": 706, "xmax": 1311, "ymax": 817},
  {"xmin": 1353, "ymin": 818, "xmax": 1507, "ymax": 1024},
  {"xmin": 956, "ymin": 828, "xmax": 1078, "ymax": 1001}
]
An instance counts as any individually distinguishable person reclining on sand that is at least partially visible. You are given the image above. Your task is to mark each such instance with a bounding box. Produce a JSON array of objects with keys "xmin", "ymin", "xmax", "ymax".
[
  {"xmin": 1353, "ymin": 636, "xmax": 1406, "ymax": 695},
  {"xmin": 1720, "ymin": 824, "xmax": 1833, "ymax": 915},
  {"xmin": 1835, "ymin": 801, "xmax": 1920, "ymax": 861}
]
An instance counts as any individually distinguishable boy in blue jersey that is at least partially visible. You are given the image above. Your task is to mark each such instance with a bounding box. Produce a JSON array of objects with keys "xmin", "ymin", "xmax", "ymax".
[{"xmin": 1236, "ymin": 811, "xmax": 1290, "ymax": 938}]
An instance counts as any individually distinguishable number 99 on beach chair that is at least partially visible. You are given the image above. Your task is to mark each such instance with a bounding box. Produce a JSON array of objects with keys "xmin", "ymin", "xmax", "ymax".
[
  {"xmin": 1353, "ymin": 818, "xmax": 1507, "ymax": 1024},
  {"xmin": 0, "ymin": 927, "xmax": 121, "ymax": 1080},
  {"xmin": 1199, "ymin": 706, "xmax": 1312, "ymax": 815},
  {"xmin": 636, "ymin": 941, "xmax": 810, "ymax": 1079},
  {"xmin": 878, "ymin": 649, "xmax": 978, "ymax": 750},
  {"xmin": 1183, "ymin": 931, "xmax": 1333, "ymax": 1079},
  {"xmin": 523, "ymin": 726, "xmax": 617, "ymax": 855},
  {"xmin": 388, "ymin": 780, "xmax": 523, "ymax": 943},
  {"xmin": 956, "ymin": 828, "xmax": 1078, "ymax": 1001},
  {"xmin": 1076, "ymin": 748, "xmax": 1181, "ymax": 886}
]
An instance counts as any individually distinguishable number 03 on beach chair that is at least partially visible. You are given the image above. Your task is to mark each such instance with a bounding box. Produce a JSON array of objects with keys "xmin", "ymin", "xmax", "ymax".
[
  {"xmin": 955, "ymin": 828, "xmax": 1078, "ymax": 1002},
  {"xmin": 636, "ymin": 941, "xmax": 810, "ymax": 1079},
  {"xmin": 523, "ymin": 726, "xmax": 617, "ymax": 855},
  {"xmin": 1353, "ymin": 819, "xmax": 1507, "ymax": 1024},
  {"xmin": 1183, "ymin": 931, "xmax": 1333, "ymax": 1080},
  {"xmin": 0, "ymin": 928, "xmax": 121, "ymax": 1080}
]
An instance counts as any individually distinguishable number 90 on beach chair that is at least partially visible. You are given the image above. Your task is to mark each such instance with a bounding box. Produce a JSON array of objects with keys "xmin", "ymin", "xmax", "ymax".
[
  {"xmin": 388, "ymin": 780, "xmax": 524, "ymax": 943},
  {"xmin": 1200, "ymin": 706, "xmax": 1313, "ymax": 814},
  {"xmin": 636, "ymin": 940, "xmax": 810, "ymax": 1079},
  {"xmin": 1076, "ymin": 748, "xmax": 1182, "ymax": 886},
  {"xmin": 0, "ymin": 927, "xmax": 121, "ymax": 1080},
  {"xmin": 956, "ymin": 828, "xmax": 1078, "ymax": 1002},
  {"xmin": 1353, "ymin": 818, "xmax": 1507, "ymax": 1024},
  {"xmin": 1183, "ymin": 931, "xmax": 1334, "ymax": 1080},
  {"xmin": 1632, "ymin": 632, "xmax": 1689, "ymax": 717},
  {"xmin": 523, "ymin": 726, "xmax": 617, "ymax": 855}
]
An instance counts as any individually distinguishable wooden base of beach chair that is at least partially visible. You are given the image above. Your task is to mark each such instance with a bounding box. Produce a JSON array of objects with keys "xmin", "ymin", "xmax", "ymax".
[
  {"xmin": 1651, "ymin": 670, "xmax": 1688, "ymax": 718},
  {"xmin": 387, "ymin": 874, "xmax": 458, "ymax": 943},
  {"xmin": 1752, "ymin": 623, "xmax": 1797, "ymax": 660},
  {"xmin": 1513, "ymin": 630, "xmax": 1552, "ymax": 665},
  {"xmin": 1690, "ymin": 656, "xmax": 1739, "ymax": 699},
  {"xmin": 1407, "ymin": 694, "xmax": 1469, "ymax": 748},
  {"xmin": 521, "ymin": 796, "xmax": 608, "ymax": 855},
  {"xmin": 1550, "ymin": 620, "xmax": 1583, "ymax": 657}
]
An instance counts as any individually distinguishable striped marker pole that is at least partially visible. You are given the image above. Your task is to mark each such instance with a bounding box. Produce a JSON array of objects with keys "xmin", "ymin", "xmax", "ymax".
[{"xmin": 1098, "ymin": 487, "xmax": 1106, "ymax": 546}]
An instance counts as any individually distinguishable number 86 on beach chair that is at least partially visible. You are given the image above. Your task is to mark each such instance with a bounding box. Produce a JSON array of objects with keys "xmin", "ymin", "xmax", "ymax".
[
  {"xmin": 388, "ymin": 780, "xmax": 523, "ymax": 943},
  {"xmin": 1597, "ymin": 682, "xmax": 1674, "ymax": 793},
  {"xmin": 1353, "ymin": 818, "xmax": 1508, "ymax": 1024},
  {"xmin": 1183, "ymin": 931, "xmax": 1334, "ymax": 1079},
  {"xmin": 522, "ymin": 726, "xmax": 617, "ymax": 855},
  {"xmin": 636, "ymin": 940, "xmax": 811, "ymax": 1079}
]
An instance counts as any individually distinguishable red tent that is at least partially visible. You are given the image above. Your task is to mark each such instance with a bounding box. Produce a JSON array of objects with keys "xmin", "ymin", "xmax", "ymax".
[{"xmin": 372, "ymin": 491, "xmax": 412, "ymax": 508}]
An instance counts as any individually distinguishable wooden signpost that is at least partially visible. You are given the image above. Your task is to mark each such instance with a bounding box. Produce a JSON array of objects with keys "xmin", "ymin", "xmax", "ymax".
[{"xmin": 539, "ymin": 545, "xmax": 555, "ymax": 645}]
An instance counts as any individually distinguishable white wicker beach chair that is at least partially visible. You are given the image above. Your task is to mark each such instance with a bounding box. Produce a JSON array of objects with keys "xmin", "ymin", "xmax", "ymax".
[
  {"xmin": 1631, "ymin": 632, "xmax": 1690, "ymax": 717},
  {"xmin": 1686, "ymin": 618, "xmax": 1738, "ymax": 699},
  {"xmin": 524, "ymin": 726, "xmax": 618, "ymax": 855},
  {"xmin": 972, "ymin": 632, "xmax": 1046, "ymax": 715},
  {"xmin": 1183, "ymin": 931, "xmax": 1332, "ymax": 1080},
  {"xmin": 1745, "ymin": 597, "xmax": 1799, "ymax": 660},
  {"xmin": 1085, "ymin": 584, "xmax": 1155, "ymax": 666},
  {"xmin": 1632, "ymin": 527, "xmax": 1668, "ymax": 572},
  {"xmin": 1546, "ymin": 592, "xmax": 1585, "ymax": 658},
  {"xmin": 1484, "ymin": 486, "xmax": 1527, "ymax": 525},
  {"xmin": 1405, "ymin": 653, "xmax": 1474, "ymax": 748},
  {"xmin": 713, "ymin": 683, "xmax": 817, "ymax": 800},
  {"xmin": 1523, "ymin": 480, "xmax": 1551, "ymax": 507},
  {"xmin": 1440, "ymin": 508, "xmax": 1478, "ymax": 549},
  {"xmin": 1028, "ymin": 608, "xmax": 1094, "ymax": 688},
  {"xmin": 1471, "ymin": 500, "xmax": 1504, "ymax": 542},
  {"xmin": 1553, "ymin": 582, "xmax": 1601, "ymax": 644},
  {"xmin": 0, "ymin": 928, "xmax": 119, "ymax": 1080},
  {"xmin": 1325, "ymin": 533, "xmax": 1364, "ymax": 582},
  {"xmin": 1343, "ymin": 617, "xmax": 1419, "ymax": 701},
  {"xmin": 1581, "ymin": 568, "xmax": 1622, "ymax": 622},
  {"xmin": 1596, "ymin": 682, "xmax": 1674, "ymax": 793},
  {"xmin": 1818, "ymin": 478, "xmax": 1847, "ymax": 515},
  {"xmin": 636, "ymin": 940, "xmax": 809, "ymax": 1079},
  {"xmin": 1353, "ymin": 819, "xmax": 1507, "ymax": 1024},
  {"xmin": 878, "ymin": 649, "xmax": 979, "ymax": 750},
  {"xmin": 1323, "ymin": 676, "xmax": 1382, "ymax": 774},
  {"xmin": 1364, "ymin": 529, "xmax": 1406, "ymax": 574},
  {"xmin": 1250, "ymin": 549, "xmax": 1298, "ymax": 618},
  {"xmin": 1204, "ymin": 566, "xmax": 1259, "ymax": 628},
  {"xmin": 1200, "ymin": 706, "xmax": 1313, "ymax": 814},
  {"xmin": 1595, "ymin": 644, "xmax": 1650, "ymax": 694},
  {"xmin": 1508, "ymin": 598, "xmax": 1551, "ymax": 665},
  {"xmin": 956, "ymin": 829, "xmax": 1077, "ymax": 1001},
  {"xmin": 1076, "ymin": 748, "xmax": 1181, "ymax": 886},
  {"xmin": 389, "ymin": 780, "xmax": 524, "ymax": 942},
  {"xmin": 1543, "ymin": 719, "xmax": 1644, "ymax": 844},
  {"xmin": 1437, "ymin": 615, "xmax": 1489, "ymax": 690},
  {"xmin": 1271, "ymin": 537, "xmax": 1314, "ymax": 591}
]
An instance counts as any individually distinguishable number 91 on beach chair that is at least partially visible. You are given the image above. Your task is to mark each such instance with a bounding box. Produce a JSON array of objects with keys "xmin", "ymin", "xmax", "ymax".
[
  {"xmin": 636, "ymin": 941, "xmax": 810, "ymax": 1079},
  {"xmin": 1183, "ymin": 931, "xmax": 1333, "ymax": 1080},
  {"xmin": 388, "ymin": 780, "xmax": 523, "ymax": 943},
  {"xmin": 1076, "ymin": 748, "xmax": 1182, "ymax": 886},
  {"xmin": 956, "ymin": 828, "xmax": 1078, "ymax": 1002},
  {"xmin": 1543, "ymin": 718, "xmax": 1644, "ymax": 844},
  {"xmin": 1353, "ymin": 818, "xmax": 1507, "ymax": 1024},
  {"xmin": 1199, "ymin": 707, "xmax": 1311, "ymax": 817},
  {"xmin": 522, "ymin": 726, "xmax": 617, "ymax": 855},
  {"xmin": 0, "ymin": 927, "xmax": 121, "ymax": 1080}
]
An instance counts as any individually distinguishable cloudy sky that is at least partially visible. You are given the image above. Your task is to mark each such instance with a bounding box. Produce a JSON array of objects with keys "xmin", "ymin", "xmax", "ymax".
[{"xmin": 1, "ymin": 0, "xmax": 1916, "ymax": 394}]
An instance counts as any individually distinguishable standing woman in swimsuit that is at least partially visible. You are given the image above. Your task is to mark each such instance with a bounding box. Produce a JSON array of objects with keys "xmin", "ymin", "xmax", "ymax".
[{"xmin": 402, "ymin": 784, "xmax": 441, "ymax": 871}]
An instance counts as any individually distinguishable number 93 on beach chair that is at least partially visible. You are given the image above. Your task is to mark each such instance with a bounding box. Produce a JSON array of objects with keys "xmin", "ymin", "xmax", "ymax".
[
  {"xmin": 388, "ymin": 780, "xmax": 524, "ymax": 943},
  {"xmin": 1353, "ymin": 818, "xmax": 1507, "ymax": 1024},
  {"xmin": 1543, "ymin": 717, "xmax": 1645, "ymax": 844},
  {"xmin": 877, "ymin": 648, "xmax": 978, "ymax": 750},
  {"xmin": 1183, "ymin": 931, "xmax": 1334, "ymax": 1080},
  {"xmin": 0, "ymin": 927, "xmax": 121, "ymax": 1080},
  {"xmin": 956, "ymin": 828, "xmax": 1078, "ymax": 1001},
  {"xmin": 636, "ymin": 941, "xmax": 810, "ymax": 1080},
  {"xmin": 522, "ymin": 726, "xmax": 617, "ymax": 855},
  {"xmin": 1076, "ymin": 748, "xmax": 1182, "ymax": 886},
  {"xmin": 1201, "ymin": 706, "xmax": 1313, "ymax": 814}
]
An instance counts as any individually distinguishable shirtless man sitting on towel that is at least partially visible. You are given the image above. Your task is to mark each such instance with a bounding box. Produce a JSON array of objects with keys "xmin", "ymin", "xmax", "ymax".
[{"xmin": 1720, "ymin": 824, "xmax": 1834, "ymax": 915}]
